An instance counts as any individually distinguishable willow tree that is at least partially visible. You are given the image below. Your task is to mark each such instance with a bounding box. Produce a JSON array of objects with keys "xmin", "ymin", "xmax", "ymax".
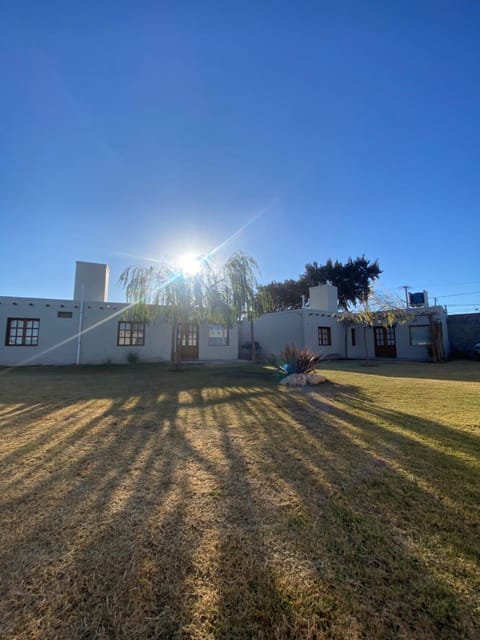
[
  {"xmin": 223, "ymin": 253, "xmax": 272, "ymax": 361},
  {"xmin": 119, "ymin": 251, "xmax": 267, "ymax": 364},
  {"xmin": 337, "ymin": 290, "xmax": 411, "ymax": 360}
]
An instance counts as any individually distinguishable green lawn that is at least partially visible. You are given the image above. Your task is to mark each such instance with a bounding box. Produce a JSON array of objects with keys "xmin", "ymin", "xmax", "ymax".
[{"xmin": 0, "ymin": 361, "xmax": 479, "ymax": 639}]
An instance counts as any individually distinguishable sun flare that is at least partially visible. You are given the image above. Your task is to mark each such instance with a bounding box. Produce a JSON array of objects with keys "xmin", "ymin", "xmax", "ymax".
[{"xmin": 180, "ymin": 253, "xmax": 201, "ymax": 275}]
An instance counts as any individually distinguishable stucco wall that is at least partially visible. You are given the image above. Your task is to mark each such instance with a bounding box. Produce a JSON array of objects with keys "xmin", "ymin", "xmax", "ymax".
[
  {"xmin": 308, "ymin": 284, "xmax": 338, "ymax": 312},
  {"xmin": 246, "ymin": 307, "xmax": 450, "ymax": 363},
  {"xmin": 342, "ymin": 324, "xmax": 367, "ymax": 359},
  {"xmin": 0, "ymin": 297, "xmax": 79, "ymax": 365},
  {"xmin": 396, "ymin": 310, "xmax": 449, "ymax": 361},
  {"xmin": 247, "ymin": 311, "xmax": 304, "ymax": 357},
  {"xmin": 74, "ymin": 261, "xmax": 109, "ymax": 303},
  {"xmin": 1, "ymin": 294, "xmax": 450, "ymax": 367},
  {"xmin": 78, "ymin": 307, "xmax": 172, "ymax": 364},
  {"xmin": 301, "ymin": 311, "xmax": 344, "ymax": 357},
  {"xmin": 0, "ymin": 297, "xmax": 237, "ymax": 365},
  {"xmin": 198, "ymin": 324, "xmax": 239, "ymax": 361},
  {"xmin": 393, "ymin": 321, "xmax": 431, "ymax": 361},
  {"xmin": 246, "ymin": 310, "xmax": 343, "ymax": 359},
  {"xmin": 342, "ymin": 309, "xmax": 449, "ymax": 361}
]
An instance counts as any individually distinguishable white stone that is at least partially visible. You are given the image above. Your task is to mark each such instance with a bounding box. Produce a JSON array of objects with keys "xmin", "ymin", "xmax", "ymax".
[
  {"xmin": 280, "ymin": 373, "xmax": 307, "ymax": 387},
  {"xmin": 306, "ymin": 373, "xmax": 327, "ymax": 385}
]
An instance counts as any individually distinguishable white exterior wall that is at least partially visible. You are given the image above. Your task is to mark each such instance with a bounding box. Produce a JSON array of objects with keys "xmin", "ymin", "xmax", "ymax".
[
  {"xmin": 198, "ymin": 324, "xmax": 239, "ymax": 361},
  {"xmin": 341, "ymin": 308, "xmax": 449, "ymax": 361},
  {"xmin": 341, "ymin": 323, "xmax": 377, "ymax": 360},
  {"xmin": 249, "ymin": 306, "xmax": 449, "ymax": 363},
  {"xmin": 394, "ymin": 324, "xmax": 431, "ymax": 361},
  {"xmin": 248, "ymin": 311, "xmax": 304, "ymax": 357},
  {"xmin": 343, "ymin": 323, "xmax": 367, "ymax": 359},
  {"xmin": 302, "ymin": 311, "xmax": 345, "ymax": 357},
  {"xmin": 247, "ymin": 310, "xmax": 343, "ymax": 359},
  {"xmin": 0, "ymin": 297, "xmax": 238, "ymax": 366},
  {"xmin": 0, "ymin": 297, "xmax": 79, "ymax": 365},
  {"xmin": 77, "ymin": 306, "xmax": 172, "ymax": 364},
  {"xmin": 1, "ymin": 261, "xmax": 449, "ymax": 366},
  {"xmin": 390, "ymin": 309, "xmax": 449, "ymax": 361}
]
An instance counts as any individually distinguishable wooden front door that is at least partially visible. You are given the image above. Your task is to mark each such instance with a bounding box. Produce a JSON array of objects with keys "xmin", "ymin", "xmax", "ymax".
[
  {"xmin": 177, "ymin": 324, "xmax": 199, "ymax": 360},
  {"xmin": 374, "ymin": 326, "xmax": 397, "ymax": 358}
]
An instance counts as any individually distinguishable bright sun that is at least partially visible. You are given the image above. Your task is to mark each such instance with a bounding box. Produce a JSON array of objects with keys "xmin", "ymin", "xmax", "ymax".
[{"xmin": 180, "ymin": 253, "xmax": 201, "ymax": 276}]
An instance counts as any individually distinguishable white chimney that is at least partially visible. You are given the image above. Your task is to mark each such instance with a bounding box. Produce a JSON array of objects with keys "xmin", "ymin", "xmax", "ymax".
[
  {"xmin": 308, "ymin": 283, "xmax": 338, "ymax": 312},
  {"xmin": 74, "ymin": 261, "xmax": 110, "ymax": 302}
]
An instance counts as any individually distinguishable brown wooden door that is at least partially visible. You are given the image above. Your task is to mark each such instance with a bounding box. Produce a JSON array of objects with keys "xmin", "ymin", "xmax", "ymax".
[
  {"xmin": 374, "ymin": 326, "xmax": 397, "ymax": 358},
  {"xmin": 177, "ymin": 324, "xmax": 199, "ymax": 360}
]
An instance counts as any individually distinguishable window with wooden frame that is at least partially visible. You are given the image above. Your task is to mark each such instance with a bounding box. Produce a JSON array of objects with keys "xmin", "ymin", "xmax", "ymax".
[
  {"xmin": 117, "ymin": 321, "xmax": 145, "ymax": 346},
  {"xmin": 318, "ymin": 326, "xmax": 332, "ymax": 346},
  {"xmin": 409, "ymin": 325, "xmax": 431, "ymax": 346},
  {"xmin": 208, "ymin": 324, "xmax": 229, "ymax": 346},
  {"xmin": 6, "ymin": 318, "xmax": 40, "ymax": 346}
]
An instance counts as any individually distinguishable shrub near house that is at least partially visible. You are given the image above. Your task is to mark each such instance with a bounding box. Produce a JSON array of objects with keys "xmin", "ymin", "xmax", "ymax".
[{"xmin": 279, "ymin": 344, "xmax": 327, "ymax": 386}]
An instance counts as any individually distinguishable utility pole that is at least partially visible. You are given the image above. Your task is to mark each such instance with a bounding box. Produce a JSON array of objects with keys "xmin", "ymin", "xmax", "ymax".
[{"xmin": 402, "ymin": 285, "xmax": 410, "ymax": 308}]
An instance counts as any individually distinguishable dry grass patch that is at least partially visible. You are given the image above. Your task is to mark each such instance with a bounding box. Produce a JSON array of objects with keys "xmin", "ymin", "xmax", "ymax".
[{"xmin": 0, "ymin": 361, "xmax": 479, "ymax": 639}]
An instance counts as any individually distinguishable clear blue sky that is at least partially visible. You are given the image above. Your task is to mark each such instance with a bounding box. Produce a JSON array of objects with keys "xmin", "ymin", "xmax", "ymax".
[{"xmin": 1, "ymin": 1, "xmax": 479, "ymax": 313}]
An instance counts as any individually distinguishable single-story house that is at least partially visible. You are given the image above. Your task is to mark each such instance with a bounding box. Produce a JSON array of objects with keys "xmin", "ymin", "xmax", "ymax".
[
  {"xmin": 1, "ymin": 260, "xmax": 450, "ymax": 367},
  {"xmin": 241, "ymin": 283, "xmax": 449, "ymax": 362},
  {"xmin": 0, "ymin": 261, "xmax": 238, "ymax": 366}
]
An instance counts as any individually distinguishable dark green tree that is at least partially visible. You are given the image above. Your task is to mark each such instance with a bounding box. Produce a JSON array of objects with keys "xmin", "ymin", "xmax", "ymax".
[
  {"xmin": 260, "ymin": 256, "xmax": 382, "ymax": 312},
  {"xmin": 302, "ymin": 255, "xmax": 382, "ymax": 310},
  {"xmin": 257, "ymin": 279, "xmax": 307, "ymax": 311}
]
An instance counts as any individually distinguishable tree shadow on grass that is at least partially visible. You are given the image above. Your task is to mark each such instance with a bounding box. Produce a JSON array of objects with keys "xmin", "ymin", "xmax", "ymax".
[
  {"xmin": 1, "ymin": 376, "xmax": 286, "ymax": 639},
  {"xmin": 221, "ymin": 385, "xmax": 480, "ymax": 638},
  {"xmin": 211, "ymin": 407, "xmax": 298, "ymax": 637},
  {"xmin": 321, "ymin": 359, "xmax": 480, "ymax": 383},
  {"xmin": 0, "ymin": 388, "xmax": 205, "ymax": 638},
  {"xmin": 1, "ymin": 368, "xmax": 479, "ymax": 639}
]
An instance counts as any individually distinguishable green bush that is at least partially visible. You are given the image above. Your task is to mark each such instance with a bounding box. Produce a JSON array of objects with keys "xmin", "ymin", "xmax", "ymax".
[{"xmin": 127, "ymin": 351, "xmax": 140, "ymax": 365}]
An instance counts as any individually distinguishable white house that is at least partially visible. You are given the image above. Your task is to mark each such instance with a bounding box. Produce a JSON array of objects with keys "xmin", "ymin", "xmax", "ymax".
[
  {"xmin": 0, "ymin": 261, "xmax": 238, "ymax": 366},
  {"xmin": 241, "ymin": 283, "xmax": 449, "ymax": 362},
  {"xmin": 1, "ymin": 261, "xmax": 449, "ymax": 367}
]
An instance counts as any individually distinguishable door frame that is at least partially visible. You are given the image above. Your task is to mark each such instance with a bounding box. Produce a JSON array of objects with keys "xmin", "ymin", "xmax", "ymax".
[
  {"xmin": 177, "ymin": 323, "xmax": 199, "ymax": 361},
  {"xmin": 373, "ymin": 325, "xmax": 397, "ymax": 358}
]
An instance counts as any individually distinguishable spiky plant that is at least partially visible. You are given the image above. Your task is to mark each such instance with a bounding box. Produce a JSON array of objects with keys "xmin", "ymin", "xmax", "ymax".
[{"xmin": 280, "ymin": 343, "xmax": 322, "ymax": 375}]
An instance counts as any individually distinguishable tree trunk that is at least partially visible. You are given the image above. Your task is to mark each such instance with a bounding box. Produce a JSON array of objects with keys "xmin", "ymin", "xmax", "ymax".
[
  {"xmin": 171, "ymin": 319, "xmax": 181, "ymax": 368},
  {"xmin": 363, "ymin": 324, "xmax": 369, "ymax": 361},
  {"xmin": 250, "ymin": 316, "xmax": 256, "ymax": 362}
]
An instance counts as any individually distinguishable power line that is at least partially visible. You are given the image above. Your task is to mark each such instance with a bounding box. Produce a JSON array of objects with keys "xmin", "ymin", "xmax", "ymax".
[
  {"xmin": 395, "ymin": 281, "xmax": 480, "ymax": 289},
  {"xmin": 445, "ymin": 302, "xmax": 480, "ymax": 307},
  {"xmin": 437, "ymin": 290, "xmax": 480, "ymax": 298}
]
